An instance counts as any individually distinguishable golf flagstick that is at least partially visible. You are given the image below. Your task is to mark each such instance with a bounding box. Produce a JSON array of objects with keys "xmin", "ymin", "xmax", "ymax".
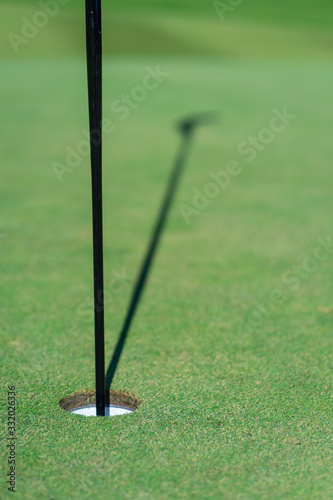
[{"xmin": 85, "ymin": 0, "xmax": 105, "ymax": 416}]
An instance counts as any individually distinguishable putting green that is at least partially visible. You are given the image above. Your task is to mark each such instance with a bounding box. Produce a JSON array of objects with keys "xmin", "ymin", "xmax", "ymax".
[
  {"xmin": 1, "ymin": 54, "xmax": 333, "ymax": 498},
  {"xmin": 1, "ymin": 1, "xmax": 333, "ymax": 498}
]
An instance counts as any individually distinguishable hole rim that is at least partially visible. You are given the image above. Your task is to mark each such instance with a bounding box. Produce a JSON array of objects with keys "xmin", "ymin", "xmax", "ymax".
[{"xmin": 59, "ymin": 389, "xmax": 141, "ymax": 413}]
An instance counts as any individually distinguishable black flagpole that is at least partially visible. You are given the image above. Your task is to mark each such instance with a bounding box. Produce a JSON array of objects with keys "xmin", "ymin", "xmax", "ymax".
[{"xmin": 85, "ymin": 0, "xmax": 105, "ymax": 416}]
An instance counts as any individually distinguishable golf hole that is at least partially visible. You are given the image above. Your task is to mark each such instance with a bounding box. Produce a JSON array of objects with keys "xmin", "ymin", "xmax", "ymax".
[{"xmin": 59, "ymin": 390, "xmax": 140, "ymax": 418}]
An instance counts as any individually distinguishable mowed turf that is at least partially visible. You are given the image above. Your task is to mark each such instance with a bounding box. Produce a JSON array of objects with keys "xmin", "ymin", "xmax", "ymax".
[
  {"xmin": 1, "ymin": 1, "xmax": 333, "ymax": 59},
  {"xmin": 1, "ymin": 54, "xmax": 333, "ymax": 499},
  {"xmin": 1, "ymin": 2, "xmax": 333, "ymax": 500}
]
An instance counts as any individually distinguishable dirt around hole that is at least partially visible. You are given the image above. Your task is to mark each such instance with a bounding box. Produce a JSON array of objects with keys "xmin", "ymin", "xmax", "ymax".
[{"xmin": 59, "ymin": 390, "xmax": 140, "ymax": 412}]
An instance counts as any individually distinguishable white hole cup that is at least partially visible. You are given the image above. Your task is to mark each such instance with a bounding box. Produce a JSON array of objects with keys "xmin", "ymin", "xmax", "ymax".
[{"xmin": 69, "ymin": 405, "xmax": 135, "ymax": 417}]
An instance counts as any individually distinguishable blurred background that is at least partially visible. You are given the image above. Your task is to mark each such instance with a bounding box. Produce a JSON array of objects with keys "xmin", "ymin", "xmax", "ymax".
[{"xmin": 2, "ymin": 1, "xmax": 333, "ymax": 58}]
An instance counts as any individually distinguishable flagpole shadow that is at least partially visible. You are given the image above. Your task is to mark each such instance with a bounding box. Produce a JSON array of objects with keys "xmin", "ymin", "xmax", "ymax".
[{"xmin": 105, "ymin": 114, "xmax": 216, "ymax": 398}]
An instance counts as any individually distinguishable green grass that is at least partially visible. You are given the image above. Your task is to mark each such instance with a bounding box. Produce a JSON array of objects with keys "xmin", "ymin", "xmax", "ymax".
[
  {"xmin": 1, "ymin": 1, "xmax": 333, "ymax": 499},
  {"xmin": 1, "ymin": 55, "xmax": 333, "ymax": 499},
  {"xmin": 4, "ymin": 0, "xmax": 333, "ymax": 26},
  {"xmin": 1, "ymin": 1, "xmax": 333, "ymax": 58}
]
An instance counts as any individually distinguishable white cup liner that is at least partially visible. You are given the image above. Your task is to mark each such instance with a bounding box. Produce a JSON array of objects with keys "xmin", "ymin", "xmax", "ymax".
[{"xmin": 69, "ymin": 405, "xmax": 135, "ymax": 417}]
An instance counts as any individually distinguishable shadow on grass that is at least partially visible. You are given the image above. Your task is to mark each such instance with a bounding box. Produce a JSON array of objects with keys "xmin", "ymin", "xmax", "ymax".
[{"xmin": 105, "ymin": 114, "xmax": 215, "ymax": 399}]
